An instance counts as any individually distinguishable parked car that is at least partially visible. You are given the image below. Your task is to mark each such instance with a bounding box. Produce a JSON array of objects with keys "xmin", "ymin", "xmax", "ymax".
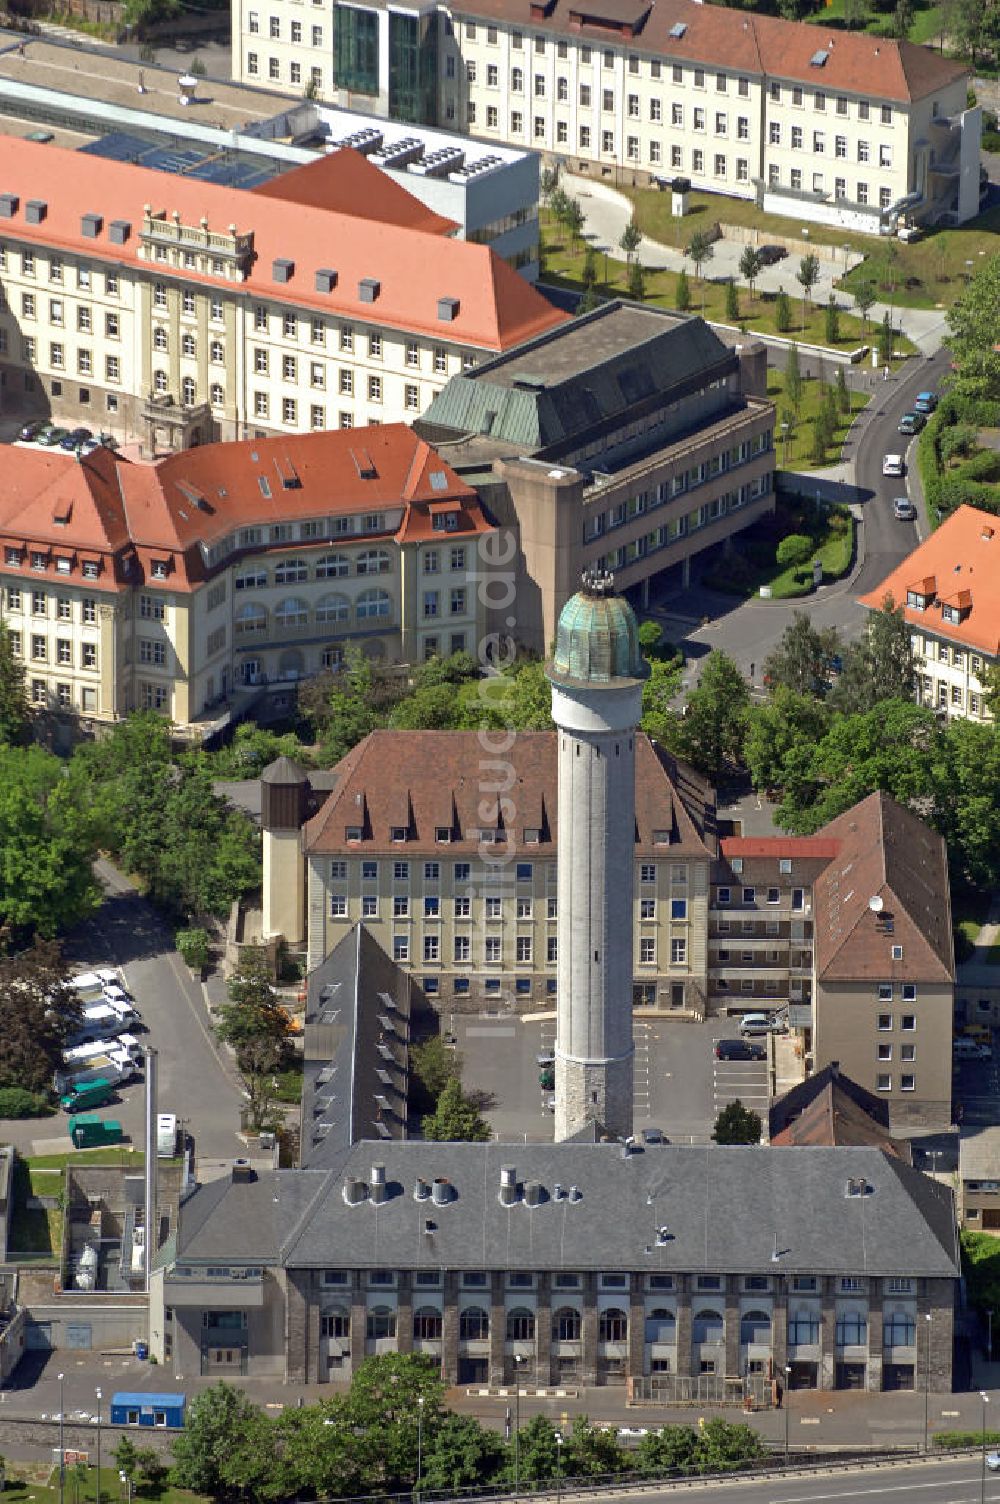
[
  {"xmin": 893, "ymin": 496, "xmax": 916, "ymax": 521},
  {"xmin": 738, "ymin": 1011, "xmax": 785, "ymax": 1036},
  {"xmin": 986, "ymin": 1451, "xmax": 1000, "ymax": 1472},
  {"xmin": 18, "ymin": 418, "xmax": 45, "ymax": 441},
  {"xmin": 898, "ymin": 412, "xmax": 925, "ymax": 435},
  {"xmin": 715, "ymin": 1038, "xmax": 766, "ymax": 1062},
  {"xmin": 641, "ymin": 1127, "xmax": 667, "ymax": 1144},
  {"xmin": 536, "ymin": 1051, "xmax": 555, "ymax": 1067},
  {"xmin": 953, "ymin": 1036, "xmax": 992, "ymax": 1060},
  {"xmin": 539, "ymin": 1067, "xmax": 554, "ymax": 1090},
  {"xmin": 757, "ymin": 244, "xmax": 788, "ymax": 265},
  {"xmin": 38, "ymin": 425, "xmax": 69, "ymax": 446},
  {"xmin": 914, "ymin": 391, "xmax": 938, "ymax": 414},
  {"xmin": 882, "ymin": 453, "xmax": 904, "ymax": 477},
  {"xmin": 60, "ymin": 426, "xmax": 93, "ymax": 451}
]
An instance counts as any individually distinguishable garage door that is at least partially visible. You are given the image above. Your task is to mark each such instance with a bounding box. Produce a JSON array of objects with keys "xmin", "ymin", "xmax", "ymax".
[
  {"xmin": 24, "ymin": 1322, "xmax": 52, "ymax": 1350},
  {"xmin": 65, "ymin": 1323, "xmax": 92, "ymax": 1350}
]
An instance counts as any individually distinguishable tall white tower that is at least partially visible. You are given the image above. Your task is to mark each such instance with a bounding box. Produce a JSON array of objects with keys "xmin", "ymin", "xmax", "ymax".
[{"xmin": 545, "ymin": 571, "xmax": 649, "ymax": 1142}]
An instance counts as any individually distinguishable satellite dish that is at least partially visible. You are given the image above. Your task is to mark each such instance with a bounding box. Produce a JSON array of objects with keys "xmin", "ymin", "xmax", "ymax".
[{"xmin": 868, "ymin": 895, "xmax": 884, "ymax": 913}]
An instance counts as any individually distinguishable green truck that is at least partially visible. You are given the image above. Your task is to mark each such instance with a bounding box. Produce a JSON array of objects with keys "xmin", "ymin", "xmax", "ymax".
[
  {"xmin": 69, "ymin": 1115, "xmax": 124, "ymax": 1150},
  {"xmin": 60, "ymin": 1077, "xmax": 114, "ymax": 1114}
]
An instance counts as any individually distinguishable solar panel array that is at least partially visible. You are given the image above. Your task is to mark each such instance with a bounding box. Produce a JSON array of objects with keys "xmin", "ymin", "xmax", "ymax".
[{"xmin": 80, "ymin": 130, "xmax": 279, "ymax": 189}]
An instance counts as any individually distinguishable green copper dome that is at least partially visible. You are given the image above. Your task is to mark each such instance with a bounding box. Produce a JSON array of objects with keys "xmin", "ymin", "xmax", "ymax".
[{"xmin": 550, "ymin": 572, "xmax": 649, "ymax": 685}]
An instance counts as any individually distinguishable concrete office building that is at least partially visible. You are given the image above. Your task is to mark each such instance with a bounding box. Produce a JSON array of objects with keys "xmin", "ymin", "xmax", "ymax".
[
  {"xmin": 231, "ymin": 0, "xmax": 980, "ymax": 233},
  {"xmin": 418, "ymin": 300, "xmax": 775, "ymax": 656},
  {"xmin": 546, "ymin": 574, "xmax": 648, "ymax": 1142},
  {"xmin": 150, "ymin": 1140, "xmax": 960, "ymax": 1393}
]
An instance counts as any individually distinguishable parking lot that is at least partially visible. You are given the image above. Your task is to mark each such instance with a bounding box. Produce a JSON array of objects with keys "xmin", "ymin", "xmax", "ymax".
[{"xmin": 456, "ymin": 1011, "xmax": 772, "ymax": 1144}]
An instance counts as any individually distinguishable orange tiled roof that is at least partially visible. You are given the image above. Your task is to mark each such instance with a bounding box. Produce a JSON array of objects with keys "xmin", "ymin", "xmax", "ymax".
[
  {"xmin": 858, "ymin": 505, "xmax": 1000, "ymax": 657},
  {"xmin": 250, "ymin": 148, "xmax": 460, "ymax": 238},
  {"xmin": 0, "ymin": 427, "xmax": 493, "ymax": 595},
  {"xmin": 0, "ymin": 139, "xmax": 565, "ymax": 352},
  {"xmin": 720, "ymin": 836, "xmax": 841, "ymax": 859},
  {"xmin": 455, "ymin": 0, "xmax": 967, "ymax": 102}
]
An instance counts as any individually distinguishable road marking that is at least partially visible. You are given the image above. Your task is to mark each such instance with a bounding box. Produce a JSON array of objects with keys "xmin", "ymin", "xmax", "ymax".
[
  {"xmin": 466, "ymin": 1026, "xmax": 516, "ymax": 1036},
  {"xmin": 775, "ymin": 1478, "xmax": 988, "ymax": 1503}
]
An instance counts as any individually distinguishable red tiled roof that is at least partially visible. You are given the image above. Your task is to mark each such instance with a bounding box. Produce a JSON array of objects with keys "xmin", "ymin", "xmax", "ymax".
[
  {"xmin": 455, "ymin": 0, "xmax": 967, "ymax": 101},
  {"xmin": 0, "ymin": 427, "xmax": 492, "ymax": 594},
  {"xmin": 251, "ymin": 148, "xmax": 459, "ymax": 237},
  {"xmin": 859, "ymin": 505, "xmax": 1000, "ymax": 658},
  {"xmin": 0, "ymin": 139, "xmax": 566, "ymax": 352},
  {"xmin": 720, "ymin": 836, "xmax": 841, "ymax": 859}
]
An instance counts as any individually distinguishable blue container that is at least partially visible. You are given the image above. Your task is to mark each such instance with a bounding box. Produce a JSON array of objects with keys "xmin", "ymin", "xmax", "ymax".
[
  {"xmin": 109, "ymin": 1392, "xmax": 186, "ymax": 1428},
  {"xmin": 134, "ymin": 1341, "xmax": 148, "ymax": 1360}
]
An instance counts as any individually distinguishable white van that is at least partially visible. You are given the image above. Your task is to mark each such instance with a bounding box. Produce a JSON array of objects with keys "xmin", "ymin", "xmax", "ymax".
[
  {"xmin": 157, "ymin": 1113, "xmax": 178, "ymax": 1158},
  {"xmin": 739, "ymin": 1012, "xmax": 784, "ymax": 1037}
]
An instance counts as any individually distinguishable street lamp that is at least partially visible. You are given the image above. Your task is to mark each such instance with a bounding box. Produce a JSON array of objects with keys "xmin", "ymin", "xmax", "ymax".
[
  {"xmin": 780, "ymin": 420, "xmax": 790, "ymax": 467},
  {"xmin": 783, "ymin": 1364, "xmax": 792, "ymax": 1463},
  {"xmin": 554, "ymin": 1430, "xmax": 563, "ymax": 1504},
  {"xmin": 57, "ymin": 1372, "xmax": 65, "ymax": 1504},
  {"xmin": 981, "ymin": 1390, "xmax": 990, "ymax": 1504},
  {"xmin": 513, "ymin": 1353, "xmax": 525, "ymax": 1504},
  {"xmin": 96, "ymin": 1387, "xmax": 102, "ymax": 1504},
  {"xmin": 416, "ymin": 1395, "xmax": 424, "ymax": 1504},
  {"xmin": 922, "ymin": 1316, "xmax": 932, "ymax": 1453}
]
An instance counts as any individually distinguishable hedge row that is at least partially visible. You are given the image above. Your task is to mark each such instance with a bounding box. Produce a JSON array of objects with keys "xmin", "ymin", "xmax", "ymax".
[{"xmin": 918, "ymin": 395, "xmax": 1000, "ymax": 525}]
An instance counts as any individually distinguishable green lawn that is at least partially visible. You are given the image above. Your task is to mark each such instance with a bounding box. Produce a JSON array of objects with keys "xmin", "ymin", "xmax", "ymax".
[
  {"xmin": 25, "ymin": 1145, "xmax": 146, "ymax": 1170},
  {"xmin": 622, "ymin": 186, "xmax": 875, "ymax": 258},
  {"xmin": 803, "ymin": 0, "xmax": 944, "ymax": 45},
  {"xmin": 5, "ymin": 1467, "xmax": 204, "ymax": 1504},
  {"xmin": 767, "ymin": 367, "xmax": 868, "ymax": 469},
  {"xmin": 702, "ymin": 496, "xmax": 854, "ymax": 599}
]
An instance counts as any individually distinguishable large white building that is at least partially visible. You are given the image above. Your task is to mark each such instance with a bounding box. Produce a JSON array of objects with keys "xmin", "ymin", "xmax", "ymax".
[{"xmin": 230, "ymin": 0, "xmax": 981, "ymax": 232}]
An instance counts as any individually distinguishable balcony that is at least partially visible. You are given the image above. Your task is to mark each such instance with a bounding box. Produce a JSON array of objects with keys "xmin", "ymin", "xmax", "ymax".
[{"xmin": 164, "ymin": 1270, "xmax": 264, "ymax": 1307}]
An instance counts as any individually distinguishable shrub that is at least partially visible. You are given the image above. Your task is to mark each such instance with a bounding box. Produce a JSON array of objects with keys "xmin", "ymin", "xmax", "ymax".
[
  {"xmin": 176, "ymin": 926, "xmax": 211, "ymax": 971},
  {"xmin": 775, "ymin": 289, "xmax": 792, "ymax": 333},
  {"xmin": 939, "ymin": 424, "xmax": 978, "ymax": 463},
  {"xmin": 0, "ymin": 1086, "xmax": 52, "ymax": 1118},
  {"xmin": 775, "ymin": 533, "xmax": 813, "ymax": 569}
]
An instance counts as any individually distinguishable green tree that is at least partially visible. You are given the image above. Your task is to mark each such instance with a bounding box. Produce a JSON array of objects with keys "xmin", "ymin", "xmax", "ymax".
[
  {"xmin": 775, "ymin": 288, "xmax": 792, "ymax": 333},
  {"xmin": 0, "ymin": 747, "xmax": 98, "ymax": 939},
  {"xmin": 0, "ymin": 622, "xmax": 30, "ymax": 747},
  {"xmin": 216, "ymin": 946, "xmax": 291, "ymax": 1131},
  {"xmin": 112, "ymin": 1437, "xmax": 139, "ymax": 1482},
  {"xmin": 775, "ymin": 533, "xmax": 812, "ymax": 570},
  {"xmin": 636, "ymin": 1424, "xmax": 700, "ymax": 1476},
  {"xmin": 619, "ymin": 219, "xmax": 642, "ymax": 263},
  {"xmin": 877, "ymin": 310, "xmax": 894, "ymax": 366},
  {"xmin": 421, "ymin": 1415, "xmax": 508, "ymax": 1492},
  {"xmin": 810, "ymin": 413, "xmax": 830, "ymax": 465},
  {"xmin": 796, "ymin": 252, "xmax": 821, "ymax": 321},
  {"xmin": 932, "ymin": 719, "xmax": 1000, "ymax": 887},
  {"xmin": 176, "ymin": 926, "xmax": 211, "ymax": 971},
  {"xmin": 562, "ymin": 1417, "xmax": 628, "ymax": 1477},
  {"xmin": 344, "ymin": 1355, "xmax": 446, "ymax": 1492},
  {"xmin": 824, "ymin": 295, "xmax": 840, "ymax": 344},
  {"xmin": 455, "ymin": 659, "xmax": 554, "ymax": 732},
  {"xmin": 853, "ymin": 278, "xmax": 877, "ymax": 333},
  {"xmin": 540, "ymin": 164, "xmax": 560, "ymax": 202},
  {"xmin": 695, "ymin": 1418, "xmax": 767, "ymax": 1469},
  {"xmin": 785, "ymin": 342, "xmax": 803, "ymax": 413},
  {"xmin": 582, "ymin": 243, "xmax": 598, "ymax": 288},
  {"xmin": 423, "ymin": 1075, "xmax": 492, "ymax": 1141},
  {"xmin": 675, "ymin": 650, "xmax": 749, "ymax": 781},
  {"xmin": 725, "ymin": 278, "xmax": 740, "ymax": 321},
  {"xmin": 627, "ymin": 259, "xmax": 646, "ymax": 301},
  {"xmin": 279, "ymin": 1398, "xmax": 369, "ymax": 1499},
  {"xmin": 308, "ymin": 645, "xmax": 384, "ymax": 764},
  {"xmin": 548, "ymin": 186, "xmax": 570, "ymax": 226},
  {"xmin": 0, "ymin": 937, "xmax": 80, "ymax": 1094},
  {"xmin": 739, "ymin": 244, "xmax": 762, "ymax": 299},
  {"xmin": 564, "ymin": 197, "xmax": 585, "ymax": 251},
  {"xmin": 511, "ymin": 1416, "xmax": 562, "ymax": 1482},
  {"xmin": 155, "ymin": 759, "xmax": 261, "ymax": 918},
  {"xmin": 745, "ymin": 689, "xmax": 833, "ymax": 797},
  {"xmin": 675, "ymin": 267, "xmax": 692, "ymax": 312},
  {"xmin": 578, "ymin": 283, "xmax": 603, "ymax": 315},
  {"xmin": 762, "ymin": 613, "xmax": 842, "ymax": 698},
  {"xmin": 641, "ymin": 656, "xmax": 685, "ymax": 742},
  {"xmin": 828, "ymin": 596, "xmax": 915, "ymax": 714},
  {"xmin": 893, "ymin": 0, "xmax": 913, "ymax": 35},
  {"xmin": 687, "ymin": 230, "xmax": 714, "ymax": 306},
  {"xmin": 639, "ymin": 620, "xmax": 664, "ymax": 657},
  {"xmin": 835, "ymin": 366, "xmax": 850, "ymax": 414},
  {"xmin": 411, "ymin": 1033, "xmax": 462, "ymax": 1100},
  {"xmin": 947, "ymin": 253, "xmax": 1000, "ymax": 400},
  {"xmin": 712, "ymin": 1100, "xmax": 762, "ymax": 1144},
  {"xmin": 170, "ymin": 1383, "xmax": 278, "ymax": 1500}
]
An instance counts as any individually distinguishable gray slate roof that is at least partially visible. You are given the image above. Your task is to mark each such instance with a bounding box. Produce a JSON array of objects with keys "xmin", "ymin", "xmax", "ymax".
[{"xmin": 175, "ymin": 1169, "xmax": 324, "ymax": 1265}]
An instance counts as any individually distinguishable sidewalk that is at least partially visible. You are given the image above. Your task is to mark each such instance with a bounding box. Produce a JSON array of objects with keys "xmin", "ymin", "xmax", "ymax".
[
  {"xmin": 957, "ymin": 892, "xmax": 1000, "ymax": 991},
  {"xmin": 562, "ymin": 174, "xmax": 950, "ymax": 354}
]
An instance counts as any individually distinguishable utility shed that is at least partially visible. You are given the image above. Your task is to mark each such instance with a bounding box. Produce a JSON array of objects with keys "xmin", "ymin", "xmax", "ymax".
[{"xmin": 109, "ymin": 1391, "xmax": 186, "ymax": 1428}]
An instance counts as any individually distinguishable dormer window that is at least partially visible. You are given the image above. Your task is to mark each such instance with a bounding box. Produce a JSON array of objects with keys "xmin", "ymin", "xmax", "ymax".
[
  {"xmin": 524, "ymin": 828, "xmax": 541, "ymax": 844},
  {"xmin": 346, "ymin": 826, "xmax": 362, "ymax": 841},
  {"xmin": 390, "ymin": 826, "xmax": 408, "ymax": 843},
  {"xmin": 906, "ymin": 591, "xmax": 926, "ymax": 610},
  {"xmin": 435, "ymin": 826, "xmax": 452, "ymax": 843},
  {"xmin": 31, "ymin": 551, "xmax": 47, "ymax": 571},
  {"xmin": 653, "ymin": 829, "xmax": 670, "ymax": 845}
]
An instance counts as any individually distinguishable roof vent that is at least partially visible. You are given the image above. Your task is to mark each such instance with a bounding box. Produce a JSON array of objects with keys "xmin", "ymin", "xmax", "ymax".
[
  {"xmin": 569, "ymin": 1185, "xmax": 583, "ymax": 1203},
  {"xmin": 499, "ymin": 1164, "xmax": 518, "ymax": 1207},
  {"xmin": 423, "ymin": 1218, "xmax": 436, "ymax": 1235},
  {"xmin": 25, "ymin": 199, "xmax": 47, "ymax": 224},
  {"xmin": 669, "ymin": 20, "xmax": 687, "ymax": 35},
  {"xmin": 845, "ymin": 1176, "xmax": 873, "ymax": 1198},
  {"xmin": 431, "ymin": 1176, "xmax": 453, "ymax": 1206},
  {"xmin": 371, "ymin": 1162, "xmax": 387, "ymax": 1204},
  {"xmin": 655, "ymin": 1225, "xmax": 671, "ymax": 1246},
  {"xmin": 437, "ymin": 296, "xmax": 460, "ymax": 322},
  {"xmin": 109, "ymin": 220, "xmax": 131, "ymax": 245},
  {"xmin": 524, "ymin": 1180, "xmax": 543, "ymax": 1207},
  {"xmin": 358, "ymin": 277, "xmax": 381, "ymax": 303},
  {"xmin": 414, "ymin": 1176, "xmax": 431, "ymax": 1201},
  {"xmin": 315, "ymin": 267, "xmax": 338, "ymax": 293},
  {"xmin": 272, "ymin": 257, "xmax": 294, "ymax": 284},
  {"xmin": 553, "ymin": 1183, "xmax": 564, "ymax": 1201},
  {"xmin": 343, "ymin": 1174, "xmax": 368, "ymax": 1206},
  {"xmin": 81, "ymin": 212, "xmax": 103, "ymax": 238},
  {"xmin": 0, "ymin": 194, "xmax": 19, "ymax": 218},
  {"xmin": 809, "ymin": 48, "xmax": 829, "ymax": 66}
]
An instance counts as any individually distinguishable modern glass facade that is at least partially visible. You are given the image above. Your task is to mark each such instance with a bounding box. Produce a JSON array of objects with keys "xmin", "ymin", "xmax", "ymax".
[
  {"xmin": 389, "ymin": 10, "xmax": 437, "ymax": 124},
  {"xmin": 335, "ymin": 4, "xmax": 379, "ymax": 96}
]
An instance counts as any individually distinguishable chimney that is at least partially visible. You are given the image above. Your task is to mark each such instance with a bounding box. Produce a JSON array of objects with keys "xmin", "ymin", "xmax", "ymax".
[
  {"xmin": 414, "ymin": 1177, "xmax": 431, "ymax": 1201},
  {"xmin": 371, "ymin": 1163, "xmax": 387, "ymax": 1204},
  {"xmin": 524, "ymin": 1180, "xmax": 542, "ymax": 1207},
  {"xmin": 343, "ymin": 1174, "xmax": 368, "ymax": 1206},
  {"xmin": 431, "ymin": 1176, "xmax": 452, "ymax": 1207},
  {"xmin": 499, "ymin": 1165, "xmax": 518, "ymax": 1207},
  {"xmin": 569, "ymin": 1185, "xmax": 583, "ymax": 1203}
]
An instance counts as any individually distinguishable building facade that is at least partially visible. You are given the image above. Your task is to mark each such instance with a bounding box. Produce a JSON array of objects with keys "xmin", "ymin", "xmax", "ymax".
[
  {"xmin": 860, "ymin": 504, "xmax": 1000, "ymax": 723},
  {"xmin": 0, "ymin": 428, "xmax": 496, "ymax": 736},
  {"xmin": 0, "ymin": 139, "xmax": 564, "ymax": 444},
  {"xmin": 418, "ymin": 302, "xmax": 776, "ymax": 655},
  {"xmin": 149, "ymin": 1142, "xmax": 960, "ymax": 1393},
  {"xmin": 230, "ymin": 0, "xmax": 979, "ymax": 232}
]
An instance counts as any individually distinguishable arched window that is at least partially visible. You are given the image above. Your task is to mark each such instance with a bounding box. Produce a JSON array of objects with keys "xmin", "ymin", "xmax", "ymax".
[
  {"xmin": 599, "ymin": 1307, "xmax": 628, "ymax": 1342},
  {"xmin": 153, "ymin": 369, "xmax": 168, "ymax": 395},
  {"xmin": 357, "ymin": 588, "xmax": 390, "ymax": 620},
  {"xmin": 740, "ymin": 1309, "xmax": 771, "ymax": 1345},
  {"xmin": 693, "ymin": 1309, "xmax": 723, "ymax": 1344},
  {"xmin": 506, "ymin": 1307, "xmax": 535, "ymax": 1342},
  {"xmin": 413, "ymin": 1307, "xmax": 442, "ymax": 1341},
  {"xmin": 835, "ymin": 1312, "xmax": 867, "ymax": 1347},
  {"xmin": 315, "ymin": 593, "xmax": 350, "ymax": 624},
  {"xmin": 645, "ymin": 1308, "xmax": 676, "ymax": 1343},
  {"xmin": 275, "ymin": 558, "xmax": 308, "ymax": 585},
  {"xmin": 181, "ymin": 376, "xmax": 196, "ymax": 406},
  {"xmin": 316, "ymin": 554, "xmax": 350, "ymax": 579},
  {"xmin": 181, "ymin": 332, "xmax": 196, "ymax": 358},
  {"xmin": 366, "ymin": 1306, "xmax": 396, "ymax": 1340},
  {"xmin": 884, "ymin": 1311, "xmax": 915, "ymax": 1349},
  {"xmin": 459, "ymin": 1307, "xmax": 489, "ymax": 1341},
  {"xmin": 210, "ymin": 340, "xmax": 224, "ymax": 364},
  {"xmin": 274, "ymin": 597, "xmax": 308, "ymax": 628},
  {"xmin": 356, "ymin": 548, "xmax": 391, "ymax": 576},
  {"xmin": 210, "ymin": 383, "xmax": 224, "ymax": 407},
  {"xmin": 235, "ymin": 603, "xmax": 267, "ymax": 636},
  {"xmin": 552, "ymin": 1307, "xmax": 581, "ymax": 1341},
  {"xmin": 321, "ymin": 1307, "xmax": 349, "ymax": 1338},
  {"xmin": 153, "ymin": 327, "xmax": 168, "ymax": 352}
]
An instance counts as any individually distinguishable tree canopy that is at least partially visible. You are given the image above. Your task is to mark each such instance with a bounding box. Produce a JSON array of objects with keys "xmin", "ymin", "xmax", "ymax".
[{"xmin": 712, "ymin": 1100, "xmax": 763, "ymax": 1145}]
